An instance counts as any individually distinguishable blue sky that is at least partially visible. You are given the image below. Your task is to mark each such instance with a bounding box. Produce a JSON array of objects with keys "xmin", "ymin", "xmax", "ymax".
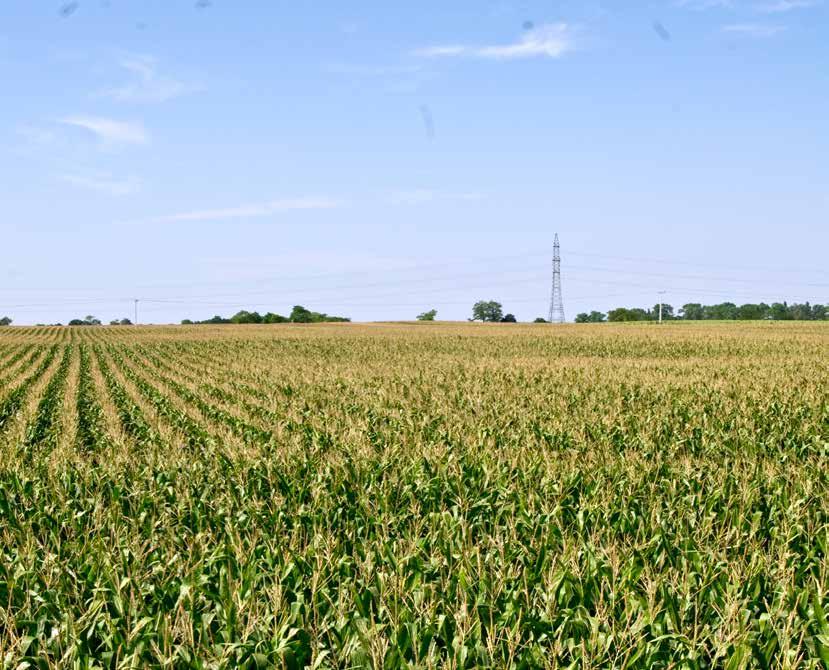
[{"xmin": 1, "ymin": 0, "xmax": 827, "ymax": 324}]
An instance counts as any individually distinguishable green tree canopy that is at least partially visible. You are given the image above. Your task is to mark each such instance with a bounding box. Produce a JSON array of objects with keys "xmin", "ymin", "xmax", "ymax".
[
  {"xmin": 472, "ymin": 300, "xmax": 504, "ymax": 323},
  {"xmin": 575, "ymin": 311, "xmax": 606, "ymax": 323},
  {"xmin": 608, "ymin": 308, "xmax": 649, "ymax": 322},
  {"xmin": 230, "ymin": 310, "xmax": 264, "ymax": 324},
  {"xmin": 417, "ymin": 309, "xmax": 437, "ymax": 321}
]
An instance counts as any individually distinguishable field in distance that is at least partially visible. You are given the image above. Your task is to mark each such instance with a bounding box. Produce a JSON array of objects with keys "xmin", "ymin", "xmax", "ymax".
[{"xmin": 0, "ymin": 322, "xmax": 827, "ymax": 668}]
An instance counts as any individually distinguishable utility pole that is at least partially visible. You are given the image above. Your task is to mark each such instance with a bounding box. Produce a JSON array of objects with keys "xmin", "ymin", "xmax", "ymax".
[
  {"xmin": 548, "ymin": 234, "xmax": 565, "ymax": 324},
  {"xmin": 134, "ymin": 299, "xmax": 139, "ymax": 325},
  {"xmin": 658, "ymin": 291, "xmax": 666, "ymax": 324}
]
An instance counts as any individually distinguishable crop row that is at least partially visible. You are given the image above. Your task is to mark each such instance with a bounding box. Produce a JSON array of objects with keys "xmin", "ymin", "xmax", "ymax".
[
  {"xmin": 104, "ymin": 345, "xmax": 215, "ymax": 451},
  {"xmin": 129, "ymin": 345, "xmax": 275, "ymax": 444},
  {"xmin": 93, "ymin": 346, "xmax": 161, "ymax": 449},
  {"xmin": 24, "ymin": 345, "xmax": 72, "ymax": 451},
  {"xmin": 74, "ymin": 345, "xmax": 112, "ymax": 455},
  {"xmin": 0, "ymin": 345, "xmax": 59, "ymax": 435}
]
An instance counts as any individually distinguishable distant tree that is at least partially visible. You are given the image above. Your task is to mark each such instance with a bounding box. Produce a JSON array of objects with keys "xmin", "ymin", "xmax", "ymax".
[
  {"xmin": 608, "ymin": 308, "xmax": 649, "ymax": 322},
  {"xmin": 769, "ymin": 302, "xmax": 791, "ymax": 321},
  {"xmin": 651, "ymin": 304, "xmax": 674, "ymax": 320},
  {"xmin": 0, "ymin": 316, "xmax": 11, "ymax": 326},
  {"xmin": 230, "ymin": 310, "xmax": 263, "ymax": 324},
  {"xmin": 788, "ymin": 303, "xmax": 813, "ymax": 320},
  {"xmin": 471, "ymin": 300, "xmax": 503, "ymax": 323},
  {"xmin": 533, "ymin": 317, "xmax": 547, "ymax": 323},
  {"xmin": 575, "ymin": 311, "xmax": 606, "ymax": 323},
  {"xmin": 289, "ymin": 305, "xmax": 349, "ymax": 323},
  {"xmin": 69, "ymin": 315, "xmax": 101, "ymax": 326},
  {"xmin": 181, "ymin": 319, "xmax": 194, "ymax": 325},
  {"xmin": 737, "ymin": 303, "xmax": 769, "ymax": 320},
  {"xmin": 501, "ymin": 314, "xmax": 517, "ymax": 323},
  {"xmin": 417, "ymin": 309, "xmax": 437, "ymax": 321},
  {"xmin": 703, "ymin": 303, "xmax": 739, "ymax": 320},
  {"xmin": 110, "ymin": 318, "xmax": 133, "ymax": 325},
  {"xmin": 812, "ymin": 304, "xmax": 827, "ymax": 321},
  {"xmin": 203, "ymin": 315, "xmax": 231, "ymax": 324},
  {"xmin": 290, "ymin": 305, "xmax": 316, "ymax": 323},
  {"xmin": 680, "ymin": 303, "xmax": 704, "ymax": 320},
  {"xmin": 263, "ymin": 312, "xmax": 289, "ymax": 324}
]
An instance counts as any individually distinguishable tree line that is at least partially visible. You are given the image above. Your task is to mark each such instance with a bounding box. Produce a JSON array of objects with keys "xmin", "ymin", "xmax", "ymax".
[
  {"xmin": 576, "ymin": 301, "xmax": 829, "ymax": 323},
  {"xmin": 182, "ymin": 305, "xmax": 350, "ymax": 325}
]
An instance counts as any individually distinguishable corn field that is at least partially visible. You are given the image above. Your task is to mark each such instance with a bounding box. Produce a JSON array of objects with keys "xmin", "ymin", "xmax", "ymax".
[{"xmin": 0, "ymin": 322, "xmax": 827, "ymax": 669}]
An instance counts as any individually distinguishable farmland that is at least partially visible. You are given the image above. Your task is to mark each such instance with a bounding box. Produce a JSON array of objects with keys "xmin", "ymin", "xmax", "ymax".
[{"xmin": 0, "ymin": 322, "xmax": 827, "ymax": 668}]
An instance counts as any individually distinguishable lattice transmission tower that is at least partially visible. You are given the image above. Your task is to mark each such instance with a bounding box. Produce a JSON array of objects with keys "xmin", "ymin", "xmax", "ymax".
[{"xmin": 548, "ymin": 234, "xmax": 565, "ymax": 324}]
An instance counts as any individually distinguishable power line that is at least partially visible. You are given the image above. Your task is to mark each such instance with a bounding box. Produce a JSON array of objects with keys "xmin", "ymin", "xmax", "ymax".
[{"xmin": 1, "ymin": 247, "xmax": 825, "ymax": 296}]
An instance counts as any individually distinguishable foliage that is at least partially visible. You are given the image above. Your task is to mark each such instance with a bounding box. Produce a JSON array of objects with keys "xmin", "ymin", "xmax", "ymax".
[
  {"xmin": 68, "ymin": 315, "xmax": 102, "ymax": 326},
  {"xmin": 533, "ymin": 317, "xmax": 547, "ymax": 323},
  {"xmin": 0, "ymin": 322, "xmax": 827, "ymax": 667},
  {"xmin": 575, "ymin": 311, "xmax": 607, "ymax": 323},
  {"xmin": 608, "ymin": 307, "xmax": 651, "ymax": 322},
  {"xmin": 183, "ymin": 306, "xmax": 349, "ymax": 325},
  {"xmin": 676, "ymin": 302, "xmax": 829, "ymax": 321},
  {"xmin": 109, "ymin": 318, "xmax": 133, "ymax": 326},
  {"xmin": 417, "ymin": 309, "xmax": 437, "ymax": 321},
  {"xmin": 0, "ymin": 316, "xmax": 11, "ymax": 326},
  {"xmin": 501, "ymin": 313, "xmax": 517, "ymax": 322},
  {"xmin": 471, "ymin": 300, "xmax": 503, "ymax": 322},
  {"xmin": 289, "ymin": 305, "xmax": 350, "ymax": 323},
  {"xmin": 592, "ymin": 302, "xmax": 829, "ymax": 322}
]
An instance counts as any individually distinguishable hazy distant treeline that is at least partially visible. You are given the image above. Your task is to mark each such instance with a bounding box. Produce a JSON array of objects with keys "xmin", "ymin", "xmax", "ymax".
[
  {"xmin": 576, "ymin": 302, "xmax": 828, "ymax": 323},
  {"xmin": 182, "ymin": 305, "xmax": 350, "ymax": 325}
]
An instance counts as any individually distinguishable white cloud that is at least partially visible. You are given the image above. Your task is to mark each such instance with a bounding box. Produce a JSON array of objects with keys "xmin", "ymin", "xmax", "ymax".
[
  {"xmin": 757, "ymin": 0, "xmax": 820, "ymax": 11},
  {"xmin": 132, "ymin": 197, "xmax": 343, "ymax": 225},
  {"xmin": 59, "ymin": 116, "xmax": 148, "ymax": 145},
  {"xmin": 722, "ymin": 22, "xmax": 787, "ymax": 35},
  {"xmin": 416, "ymin": 23, "xmax": 576, "ymax": 61},
  {"xmin": 103, "ymin": 55, "xmax": 202, "ymax": 103},
  {"xmin": 60, "ymin": 173, "xmax": 141, "ymax": 196}
]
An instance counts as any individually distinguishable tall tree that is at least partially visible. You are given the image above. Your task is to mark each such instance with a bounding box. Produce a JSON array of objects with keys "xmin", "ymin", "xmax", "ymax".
[{"xmin": 471, "ymin": 301, "xmax": 504, "ymax": 323}]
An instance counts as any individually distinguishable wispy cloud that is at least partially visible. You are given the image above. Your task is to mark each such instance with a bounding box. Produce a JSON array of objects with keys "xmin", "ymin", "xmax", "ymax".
[
  {"xmin": 130, "ymin": 197, "xmax": 343, "ymax": 225},
  {"xmin": 757, "ymin": 0, "xmax": 820, "ymax": 12},
  {"xmin": 59, "ymin": 116, "xmax": 148, "ymax": 145},
  {"xmin": 722, "ymin": 22, "xmax": 787, "ymax": 35},
  {"xmin": 415, "ymin": 23, "xmax": 576, "ymax": 60},
  {"xmin": 60, "ymin": 173, "xmax": 141, "ymax": 196},
  {"xmin": 103, "ymin": 55, "xmax": 202, "ymax": 103}
]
